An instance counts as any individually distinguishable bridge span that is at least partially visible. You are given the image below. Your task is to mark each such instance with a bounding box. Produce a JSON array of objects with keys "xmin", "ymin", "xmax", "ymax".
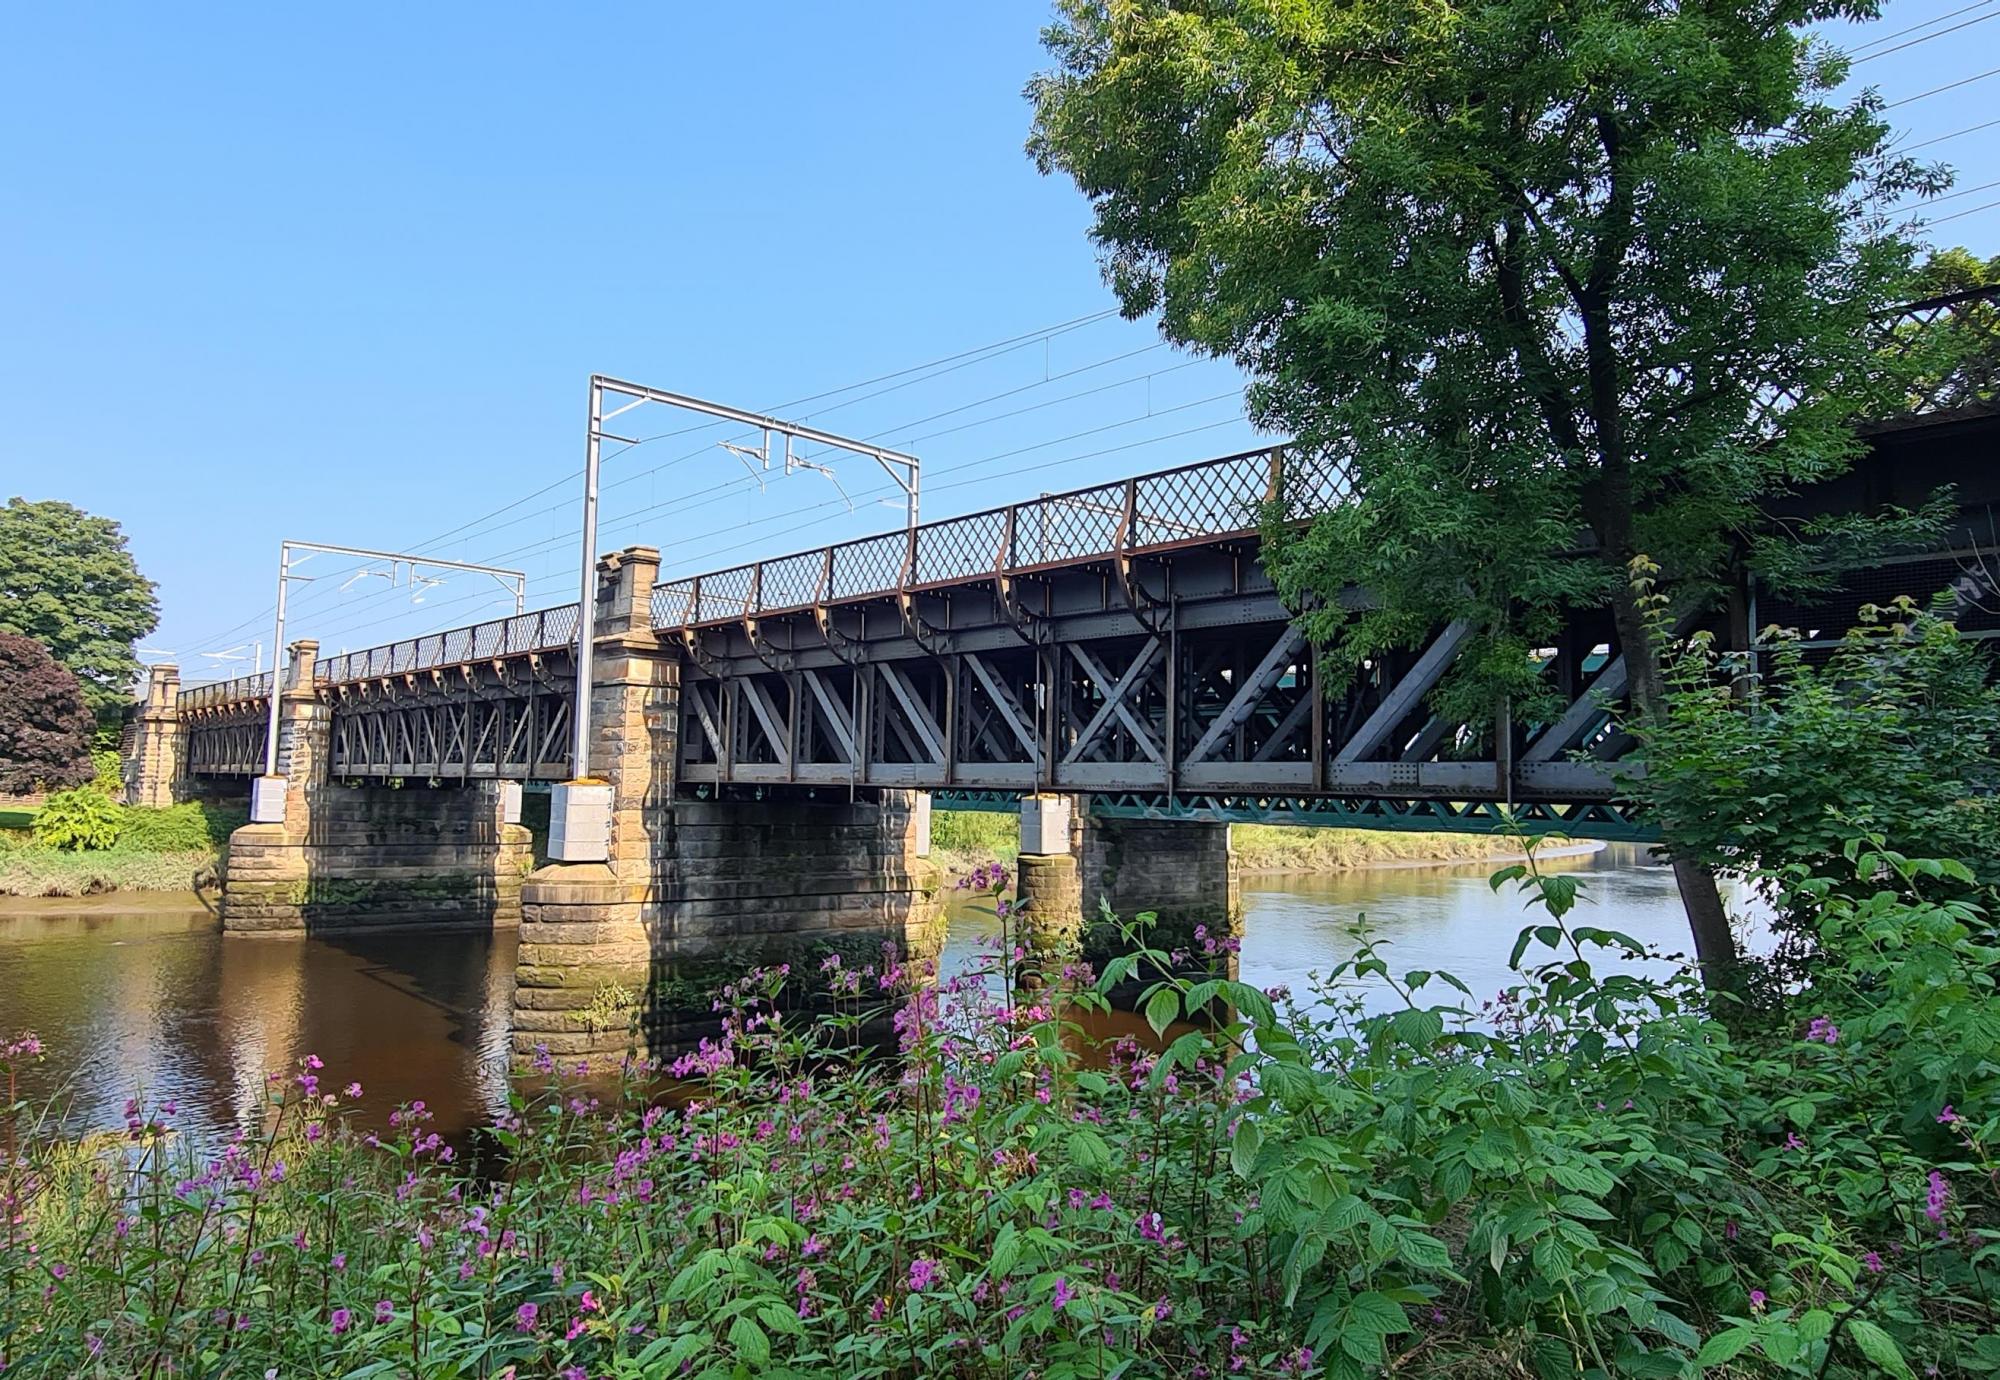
[{"xmin": 121, "ymin": 286, "xmax": 2000, "ymax": 1060}]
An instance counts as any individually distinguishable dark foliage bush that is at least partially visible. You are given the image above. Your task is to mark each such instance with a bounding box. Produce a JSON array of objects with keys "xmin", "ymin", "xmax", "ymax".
[{"xmin": 0, "ymin": 632, "xmax": 95, "ymax": 795}]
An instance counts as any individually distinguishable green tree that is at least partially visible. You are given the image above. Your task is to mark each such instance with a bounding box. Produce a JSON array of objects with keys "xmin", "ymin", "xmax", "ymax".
[
  {"xmin": 0, "ymin": 498, "xmax": 159, "ymax": 720},
  {"xmin": 1912, "ymin": 244, "xmax": 2000, "ymax": 294},
  {"xmin": 1028, "ymin": 0, "xmax": 1942, "ymax": 976}
]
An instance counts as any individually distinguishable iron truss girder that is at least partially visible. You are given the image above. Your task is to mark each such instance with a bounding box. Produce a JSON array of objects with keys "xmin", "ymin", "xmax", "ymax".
[
  {"xmin": 183, "ymin": 711, "xmax": 269, "ymax": 777},
  {"xmin": 677, "ymin": 608, "xmax": 1641, "ymax": 805},
  {"xmin": 327, "ymin": 681, "xmax": 575, "ymax": 780}
]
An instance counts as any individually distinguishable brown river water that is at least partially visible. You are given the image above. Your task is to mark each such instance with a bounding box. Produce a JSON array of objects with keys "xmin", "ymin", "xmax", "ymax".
[{"xmin": 0, "ymin": 845, "xmax": 1730, "ymax": 1149}]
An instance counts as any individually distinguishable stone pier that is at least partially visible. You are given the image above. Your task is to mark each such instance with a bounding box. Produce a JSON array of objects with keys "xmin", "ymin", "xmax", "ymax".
[
  {"xmin": 123, "ymin": 664, "xmax": 186, "ymax": 808},
  {"xmin": 219, "ymin": 640, "xmax": 533, "ymax": 934},
  {"xmin": 511, "ymin": 547, "xmax": 942, "ymax": 1064},
  {"xmin": 1012, "ymin": 796, "xmax": 1241, "ymax": 984}
]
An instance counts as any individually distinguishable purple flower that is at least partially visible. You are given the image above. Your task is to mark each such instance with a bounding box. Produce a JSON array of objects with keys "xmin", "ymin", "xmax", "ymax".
[
  {"xmin": 1926, "ymin": 1170, "xmax": 1950, "ymax": 1224},
  {"xmin": 1748, "ymin": 1289, "xmax": 1767, "ymax": 1312},
  {"xmin": 1784, "ymin": 1132, "xmax": 1806, "ymax": 1152},
  {"xmin": 1805, "ymin": 1016, "xmax": 1840, "ymax": 1045},
  {"xmin": 1053, "ymin": 1277, "xmax": 1074, "ymax": 1311},
  {"xmin": 330, "ymin": 1307, "xmax": 352, "ymax": 1335},
  {"xmin": 373, "ymin": 1300, "xmax": 393, "ymax": 1325},
  {"xmin": 1937, "ymin": 1104, "xmax": 1962, "ymax": 1124},
  {"xmin": 515, "ymin": 1302, "xmax": 539, "ymax": 1332},
  {"xmin": 909, "ymin": 1258, "xmax": 940, "ymax": 1292},
  {"xmin": 1863, "ymin": 1251, "xmax": 1884, "ymax": 1273}
]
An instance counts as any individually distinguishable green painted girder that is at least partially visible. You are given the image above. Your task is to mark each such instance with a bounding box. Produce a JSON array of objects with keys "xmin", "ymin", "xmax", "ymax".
[{"xmin": 927, "ymin": 788, "xmax": 1656, "ymax": 842}]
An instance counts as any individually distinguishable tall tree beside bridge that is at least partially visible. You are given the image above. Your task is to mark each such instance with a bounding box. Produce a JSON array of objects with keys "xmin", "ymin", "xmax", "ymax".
[
  {"xmin": 1027, "ymin": 0, "xmax": 1944, "ymax": 976},
  {"xmin": 0, "ymin": 498, "xmax": 159, "ymax": 723},
  {"xmin": 0, "ymin": 632, "xmax": 97, "ymax": 795}
]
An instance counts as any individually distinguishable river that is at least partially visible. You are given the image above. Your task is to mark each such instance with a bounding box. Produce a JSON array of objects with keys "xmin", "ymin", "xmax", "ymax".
[{"xmin": 0, "ymin": 845, "xmax": 1734, "ymax": 1149}]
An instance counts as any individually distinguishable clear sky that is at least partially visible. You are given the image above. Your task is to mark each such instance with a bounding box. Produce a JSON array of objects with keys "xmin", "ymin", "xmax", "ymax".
[{"xmin": 1, "ymin": 3, "xmax": 1993, "ymax": 685}]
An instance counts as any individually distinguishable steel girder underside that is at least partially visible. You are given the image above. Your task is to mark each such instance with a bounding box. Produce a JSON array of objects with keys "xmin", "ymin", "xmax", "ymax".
[
  {"xmin": 669, "ymin": 533, "xmax": 1656, "ymax": 837},
  {"xmin": 325, "ymin": 659, "xmax": 577, "ymax": 780},
  {"xmin": 183, "ymin": 705, "xmax": 269, "ymax": 777}
]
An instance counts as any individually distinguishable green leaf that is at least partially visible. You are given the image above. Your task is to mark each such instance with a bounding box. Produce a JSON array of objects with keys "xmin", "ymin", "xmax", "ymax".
[
  {"xmin": 1230, "ymin": 1119, "xmax": 1264, "ymax": 1179},
  {"xmin": 1387, "ymin": 1007, "xmax": 1445, "ymax": 1051},
  {"xmin": 1696, "ymin": 1327, "xmax": 1755, "ymax": 1367},
  {"xmin": 1397, "ymin": 1231, "xmax": 1457, "ymax": 1275},
  {"xmin": 1067, "ymin": 1125, "xmax": 1112, "ymax": 1170},
  {"xmin": 727, "ymin": 1315, "xmax": 771, "ymax": 1369},
  {"xmin": 1847, "ymin": 1320, "xmax": 1914, "ymax": 1379},
  {"xmin": 988, "ymin": 1222, "xmax": 1021, "ymax": 1280},
  {"xmin": 1346, "ymin": 1291, "xmax": 1411, "ymax": 1337},
  {"xmin": 760, "ymin": 1301, "xmax": 807, "ymax": 1337},
  {"xmin": 1143, "ymin": 986, "xmax": 1180, "ymax": 1038}
]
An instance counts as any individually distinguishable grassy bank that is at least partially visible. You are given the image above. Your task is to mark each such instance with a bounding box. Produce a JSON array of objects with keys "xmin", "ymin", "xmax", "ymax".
[
  {"xmin": 1231, "ymin": 822, "xmax": 1514, "ymax": 873},
  {"xmin": 931, "ymin": 809, "xmax": 1521, "ymax": 877},
  {"xmin": 0, "ymin": 800, "xmax": 239, "ymax": 898}
]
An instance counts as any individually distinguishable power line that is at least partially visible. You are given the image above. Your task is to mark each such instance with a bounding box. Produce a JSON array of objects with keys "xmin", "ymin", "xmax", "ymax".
[
  {"xmin": 1848, "ymin": 0, "xmax": 1998, "ymax": 53},
  {"xmin": 1898, "ymin": 176, "xmax": 2000, "ymax": 212},
  {"xmin": 1927, "ymin": 195, "xmax": 2000, "ymax": 227},
  {"xmin": 319, "ymin": 392, "xmax": 1254, "ymax": 649},
  {"xmin": 173, "ymin": 307, "xmax": 1126, "ymax": 652},
  {"xmin": 594, "ymin": 340, "xmax": 1166, "ymax": 505},
  {"xmin": 380, "ymin": 345, "xmax": 1211, "ymax": 577},
  {"xmin": 441, "ymin": 386, "xmax": 1241, "ymax": 588},
  {"xmin": 1901, "ymin": 115, "xmax": 2000, "ymax": 151},
  {"xmin": 395, "ymin": 320, "xmax": 1147, "ymax": 559},
  {"xmin": 1883, "ymin": 63, "xmax": 2000, "ymax": 107},
  {"xmin": 1852, "ymin": 9, "xmax": 2000, "ymax": 62},
  {"xmin": 655, "ymin": 412, "xmax": 1258, "ymax": 581}
]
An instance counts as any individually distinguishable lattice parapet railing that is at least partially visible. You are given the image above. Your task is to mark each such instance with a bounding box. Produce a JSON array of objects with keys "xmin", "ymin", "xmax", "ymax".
[
  {"xmin": 1877, "ymin": 285, "xmax": 2000, "ymax": 420},
  {"xmin": 176, "ymin": 670, "xmax": 277, "ymax": 711},
  {"xmin": 313, "ymin": 604, "xmax": 580, "ymax": 686}
]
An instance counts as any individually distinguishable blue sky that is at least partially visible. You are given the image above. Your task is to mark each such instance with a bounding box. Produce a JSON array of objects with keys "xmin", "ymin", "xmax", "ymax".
[{"xmin": 1, "ymin": 3, "xmax": 1993, "ymax": 683}]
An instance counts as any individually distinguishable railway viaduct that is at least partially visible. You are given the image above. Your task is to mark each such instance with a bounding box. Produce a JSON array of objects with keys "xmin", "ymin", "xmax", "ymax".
[{"xmin": 121, "ymin": 287, "xmax": 2000, "ymax": 1059}]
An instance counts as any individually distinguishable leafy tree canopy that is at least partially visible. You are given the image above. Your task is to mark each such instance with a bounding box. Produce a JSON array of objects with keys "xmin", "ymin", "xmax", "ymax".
[
  {"xmin": 0, "ymin": 631, "xmax": 97, "ymax": 795},
  {"xmin": 1030, "ymin": 0, "xmax": 1938, "ymax": 694},
  {"xmin": 1029, "ymin": 0, "xmax": 1945, "ymax": 971},
  {"xmin": 0, "ymin": 498, "xmax": 158, "ymax": 719},
  {"xmin": 1913, "ymin": 244, "xmax": 2000, "ymax": 295}
]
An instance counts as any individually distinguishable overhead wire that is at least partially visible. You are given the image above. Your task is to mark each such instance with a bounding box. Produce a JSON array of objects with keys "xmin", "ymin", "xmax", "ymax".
[
  {"xmin": 1900, "ymin": 115, "xmax": 2000, "ymax": 150},
  {"xmin": 1849, "ymin": 7, "xmax": 2000, "ymax": 62},
  {"xmin": 1925, "ymin": 196, "xmax": 2000, "ymax": 227},
  {"xmin": 439, "ymin": 337, "xmax": 1174, "ymax": 555},
  {"xmin": 1846, "ymin": 0, "xmax": 1999, "ymax": 53},
  {"xmin": 1882, "ymin": 63, "xmax": 2000, "ymax": 107},
  {"xmin": 316, "ymin": 386, "xmax": 1256, "ymax": 648},
  {"xmin": 174, "ymin": 307, "xmax": 1123, "ymax": 653}
]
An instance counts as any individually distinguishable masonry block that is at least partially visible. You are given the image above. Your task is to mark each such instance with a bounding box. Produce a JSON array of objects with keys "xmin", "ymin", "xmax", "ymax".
[{"xmin": 1079, "ymin": 816, "xmax": 1241, "ymax": 971}]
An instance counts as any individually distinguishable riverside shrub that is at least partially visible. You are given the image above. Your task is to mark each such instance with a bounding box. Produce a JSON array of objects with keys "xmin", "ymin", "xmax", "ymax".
[
  {"xmin": 28, "ymin": 785, "xmax": 121, "ymax": 851},
  {"xmin": 0, "ymin": 841, "xmax": 1993, "ymax": 1378}
]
